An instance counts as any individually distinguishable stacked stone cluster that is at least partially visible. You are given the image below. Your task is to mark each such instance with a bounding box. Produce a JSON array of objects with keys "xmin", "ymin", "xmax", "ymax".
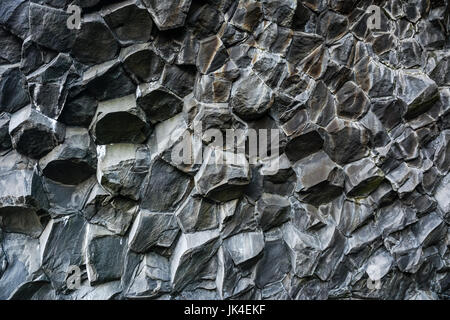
[{"xmin": 0, "ymin": 0, "xmax": 449, "ymax": 300}]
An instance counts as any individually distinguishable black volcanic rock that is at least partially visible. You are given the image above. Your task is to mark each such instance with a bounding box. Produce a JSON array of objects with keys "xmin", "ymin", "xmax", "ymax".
[
  {"xmin": 0, "ymin": 0, "xmax": 449, "ymax": 301},
  {"xmin": 9, "ymin": 105, "xmax": 65, "ymax": 159}
]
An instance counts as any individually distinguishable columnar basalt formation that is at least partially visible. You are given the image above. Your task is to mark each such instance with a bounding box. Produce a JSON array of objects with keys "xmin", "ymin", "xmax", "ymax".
[{"xmin": 0, "ymin": 0, "xmax": 449, "ymax": 300}]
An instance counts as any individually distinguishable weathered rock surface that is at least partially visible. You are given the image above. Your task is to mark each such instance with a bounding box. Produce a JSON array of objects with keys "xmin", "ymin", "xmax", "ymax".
[
  {"xmin": 71, "ymin": 14, "xmax": 119, "ymax": 65},
  {"xmin": 97, "ymin": 144, "xmax": 151, "ymax": 201},
  {"xmin": 195, "ymin": 148, "xmax": 251, "ymax": 202},
  {"xmin": 0, "ymin": 64, "xmax": 30, "ymax": 113},
  {"xmin": 136, "ymin": 82, "xmax": 183, "ymax": 124},
  {"xmin": 102, "ymin": 1, "xmax": 152, "ymax": 46},
  {"xmin": 91, "ymin": 94, "xmax": 150, "ymax": 145},
  {"xmin": 294, "ymin": 151, "xmax": 344, "ymax": 206},
  {"xmin": 29, "ymin": 3, "xmax": 76, "ymax": 52},
  {"xmin": 143, "ymin": 0, "xmax": 192, "ymax": 31},
  {"xmin": 82, "ymin": 59, "xmax": 136, "ymax": 101},
  {"xmin": 128, "ymin": 210, "xmax": 179, "ymax": 253},
  {"xmin": 230, "ymin": 70, "xmax": 274, "ymax": 120},
  {"xmin": 0, "ymin": 169, "xmax": 48, "ymax": 237},
  {"xmin": 9, "ymin": 105, "xmax": 65, "ymax": 159},
  {"xmin": 39, "ymin": 127, "xmax": 96, "ymax": 185},
  {"xmin": 0, "ymin": 0, "xmax": 449, "ymax": 301}
]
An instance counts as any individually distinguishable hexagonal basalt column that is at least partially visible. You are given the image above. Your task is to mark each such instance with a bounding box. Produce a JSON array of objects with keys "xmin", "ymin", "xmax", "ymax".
[
  {"xmin": 323, "ymin": 118, "xmax": 370, "ymax": 165},
  {"xmin": 91, "ymin": 94, "xmax": 151, "ymax": 145},
  {"xmin": 39, "ymin": 127, "xmax": 97, "ymax": 185},
  {"xmin": 128, "ymin": 210, "xmax": 179, "ymax": 253},
  {"xmin": 0, "ymin": 169, "xmax": 48, "ymax": 237},
  {"xmin": 9, "ymin": 105, "xmax": 65, "ymax": 159},
  {"xmin": 0, "ymin": 64, "xmax": 30, "ymax": 114},
  {"xmin": 136, "ymin": 82, "xmax": 184, "ymax": 124},
  {"xmin": 97, "ymin": 143, "xmax": 151, "ymax": 201},
  {"xmin": 142, "ymin": 0, "xmax": 192, "ymax": 31},
  {"xmin": 101, "ymin": 1, "xmax": 152, "ymax": 46},
  {"xmin": 344, "ymin": 158, "xmax": 384, "ymax": 198},
  {"xmin": 294, "ymin": 151, "xmax": 345, "ymax": 206},
  {"xmin": 195, "ymin": 148, "xmax": 251, "ymax": 202}
]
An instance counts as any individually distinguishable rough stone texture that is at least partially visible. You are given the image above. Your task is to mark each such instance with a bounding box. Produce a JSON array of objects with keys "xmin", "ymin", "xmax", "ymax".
[{"xmin": 0, "ymin": 0, "xmax": 449, "ymax": 301}]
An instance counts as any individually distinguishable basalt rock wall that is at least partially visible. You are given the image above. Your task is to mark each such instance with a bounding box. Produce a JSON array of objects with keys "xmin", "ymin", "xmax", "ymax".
[{"xmin": 0, "ymin": 0, "xmax": 449, "ymax": 300}]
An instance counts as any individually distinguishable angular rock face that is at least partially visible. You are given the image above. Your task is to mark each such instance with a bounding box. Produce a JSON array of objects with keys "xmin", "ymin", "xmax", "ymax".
[
  {"xmin": 26, "ymin": 53, "xmax": 80, "ymax": 119},
  {"xmin": 223, "ymin": 231, "xmax": 264, "ymax": 265},
  {"xmin": 97, "ymin": 144, "xmax": 151, "ymax": 201},
  {"xmin": 170, "ymin": 229, "xmax": 220, "ymax": 292},
  {"xmin": 255, "ymin": 193, "xmax": 291, "ymax": 231},
  {"xmin": 0, "ymin": 169, "xmax": 48, "ymax": 237},
  {"xmin": 0, "ymin": 113, "xmax": 12, "ymax": 151},
  {"xmin": 128, "ymin": 210, "xmax": 179, "ymax": 253},
  {"xmin": 9, "ymin": 105, "xmax": 65, "ymax": 159},
  {"xmin": 85, "ymin": 224, "xmax": 127, "ymax": 285},
  {"xmin": 29, "ymin": 3, "xmax": 76, "ymax": 52},
  {"xmin": 136, "ymin": 82, "xmax": 183, "ymax": 124},
  {"xmin": 120, "ymin": 44, "xmax": 164, "ymax": 83},
  {"xmin": 230, "ymin": 70, "xmax": 275, "ymax": 120},
  {"xmin": 195, "ymin": 148, "xmax": 251, "ymax": 202},
  {"xmin": 140, "ymin": 158, "xmax": 192, "ymax": 212},
  {"xmin": 294, "ymin": 151, "xmax": 344, "ymax": 206},
  {"xmin": 397, "ymin": 70, "xmax": 440, "ymax": 120},
  {"xmin": 197, "ymin": 36, "xmax": 229, "ymax": 74},
  {"xmin": 91, "ymin": 94, "xmax": 151, "ymax": 145},
  {"xmin": 84, "ymin": 188, "xmax": 138, "ymax": 236},
  {"xmin": 0, "ymin": 64, "xmax": 30, "ymax": 113},
  {"xmin": 102, "ymin": 1, "xmax": 152, "ymax": 46},
  {"xmin": 39, "ymin": 127, "xmax": 97, "ymax": 185},
  {"xmin": 0, "ymin": 0, "xmax": 449, "ymax": 301},
  {"xmin": 40, "ymin": 215, "xmax": 87, "ymax": 291},
  {"xmin": 71, "ymin": 14, "xmax": 119, "ymax": 65},
  {"xmin": 143, "ymin": 0, "xmax": 192, "ymax": 31},
  {"xmin": 82, "ymin": 59, "xmax": 136, "ymax": 101}
]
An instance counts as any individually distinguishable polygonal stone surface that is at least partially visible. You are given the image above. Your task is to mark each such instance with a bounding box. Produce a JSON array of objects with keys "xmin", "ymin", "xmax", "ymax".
[
  {"xmin": 255, "ymin": 193, "xmax": 291, "ymax": 231},
  {"xmin": 120, "ymin": 44, "xmax": 164, "ymax": 83},
  {"xmin": 82, "ymin": 59, "xmax": 136, "ymax": 101},
  {"xmin": 71, "ymin": 13, "xmax": 119, "ymax": 65},
  {"xmin": 91, "ymin": 94, "xmax": 151, "ymax": 145},
  {"xmin": 128, "ymin": 210, "xmax": 179, "ymax": 253},
  {"xmin": 0, "ymin": 64, "xmax": 30, "ymax": 113},
  {"xmin": 26, "ymin": 53, "xmax": 79, "ymax": 119},
  {"xmin": 170, "ymin": 229, "xmax": 220, "ymax": 291},
  {"xmin": 230, "ymin": 70, "xmax": 274, "ymax": 120},
  {"xmin": 39, "ymin": 127, "xmax": 96, "ymax": 185},
  {"xmin": 84, "ymin": 190, "xmax": 138, "ymax": 236},
  {"xmin": 195, "ymin": 148, "xmax": 251, "ymax": 202},
  {"xmin": 336, "ymin": 81, "xmax": 370, "ymax": 120},
  {"xmin": 323, "ymin": 119, "xmax": 370, "ymax": 165},
  {"xmin": 0, "ymin": 113, "xmax": 12, "ymax": 151},
  {"xmin": 59, "ymin": 92, "xmax": 98, "ymax": 127},
  {"xmin": 9, "ymin": 105, "xmax": 65, "ymax": 159},
  {"xmin": 97, "ymin": 144, "xmax": 151, "ymax": 201},
  {"xmin": 29, "ymin": 3, "xmax": 76, "ymax": 52},
  {"xmin": 397, "ymin": 70, "xmax": 439, "ymax": 120},
  {"xmin": 176, "ymin": 195, "xmax": 218, "ymax": 233},
  {"xmin": 85, "ymin": 225, "xmax": 127, "ymax": 285},
  {"xmin": 140, "ymin": 158, "xmax": 192, "ymax": 212},
  {"xmin": 196, "ymin": 36, "xmax": 229, "ymax": 74},
  {"xmin": 223, "ymin": 231, "xmax": 264, "ymax": 265},
  {"xmin": 102, "ymin": 1, "xmax": 152, "ymax": 45},
  {"xmin": 142, "ymin": 0, "xmax": 192, "ymax": 31},
  {"xmin": 294, "ymin": 151, "xmax": 344, "ymax": 206},
  {"xmin": 230, "ymin": 0, "xmax": 263, "ymax": 32},
  {"xmin": 344, "ymin": 158, "xmax": 384, "ymax": 197},
  {"xmin": 136, "ymin": 82, "xmax": 183, "ymax": 124},
  {"xmin": 0, "ymin": 169, "xmax": 48, "ymax": 237}
]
